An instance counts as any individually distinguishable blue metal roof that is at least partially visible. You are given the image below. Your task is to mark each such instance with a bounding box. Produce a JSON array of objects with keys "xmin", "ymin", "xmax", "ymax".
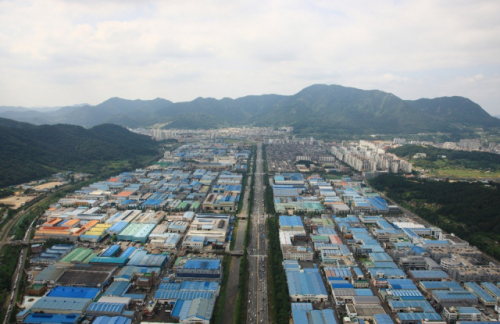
[
  {"xmin": 279, "ymin": 215, "xmax": 304, "ymax": 228},
  {"xmin": 409, "ymin": 270, "xmax": 449, "ymax": 279},
  {"xmin": 119, "ymin": 247, "xmax": 136, "ymax": 259},
  {"xmin": 370, "ymin": 253, "xmax": 393, "ymax": 262},
  {"xmin": 92, "ymin": 316, "xmax": 131, "ymax": 324},
  {"xmin": 180, "ymin": 281, "xmax": 219, "ymax": 291},
  {"xmin": 397, "ymin": 312, "xmax": 442, "ymax": 322},
  {"xmin": 389, "ymin": 300, "xmax": 435, "ymax": 313},
  {"xmin": 101, "ymin": 244, "xmax": 120, "ymax": 257},
  {"xmin": 286, "ymin": 269, "xmax": 328, "ymax": 296},
  {"xmin": 87, "ymin": 302, "xmax": 125, "ymax": 315},
  {"xmin": 465, "ymin": 282, "xmax": 496, "ymax": 303},
  {"xmin": 385, "ymin": 289, "xmax": 425, "ymax": 299},
  {"xmin": 47, "ymin": 286, "xmax": 100, "ymax": 299},
  {"xmin": 387, "ymin": 279, "xmax": 417, "ymax": 290},
  {"xmin": 103, "ymin": 281, "xmax": 131, "ymax": 297},
  {"xmin": 291, "ymin": 303, "xmax": 313, "ymax": 310},
  {"xmin": 184, "ymin": 259, "xmax": 220, "ymax": 270},
  {"xmin": 23, "ymin": 313, "xmax": 81, "ymax": 324},
  {"xmin": 368, "ymin": 268, "xmax": 407, "ymax": 278},
  {"xmin": 374, "ymin": 314, "xmax": 394, "ymax": 324},
  {"xmin": 292, "ymin": 308, "xmax": 337, "ymax": 324},
  {"xmin": 481, "ymin": 282, "xmax": 500, "ymax": 298},
  {"xmin": 432, "ymin": 290, "xmax": 478, "ymax": 302},
  {"xmin": 154, "ymin": 290, "xmax": 215, "ymax": 300},
  {"xmin": 355, "ymin": 289, "xmax": 374, "ymax": 296},
  {"xmin": 419, "ymin": 281, "xmax": 463, "ymax": 290}
]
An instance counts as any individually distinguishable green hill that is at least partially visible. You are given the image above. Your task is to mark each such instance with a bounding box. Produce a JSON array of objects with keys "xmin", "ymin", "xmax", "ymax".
[
  {"xmin": 406, "ymin": 96, "xmax": 500, "ymax": 127},
  {"xmin": 0, "ymin": 120, "xmax": 158, "ymax": 188}
]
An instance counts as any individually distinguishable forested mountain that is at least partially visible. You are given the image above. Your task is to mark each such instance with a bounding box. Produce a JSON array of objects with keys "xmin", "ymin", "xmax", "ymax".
[
  {"xmin": 1, "ymin": 84, "xmax": 498, "ymax": 135},
  {"xmin": 406, "ymin": 97, "xmax": 499, "ymax": 127},
  {"xmin": 0, "ymin": 119, "xmax": 158, "ymax": 187}
]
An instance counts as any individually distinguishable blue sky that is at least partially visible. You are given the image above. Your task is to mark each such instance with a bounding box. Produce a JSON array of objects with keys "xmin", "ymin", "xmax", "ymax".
[{"xmin": 1, "ymin": 0, "xmax": 499, "ymax": 114}]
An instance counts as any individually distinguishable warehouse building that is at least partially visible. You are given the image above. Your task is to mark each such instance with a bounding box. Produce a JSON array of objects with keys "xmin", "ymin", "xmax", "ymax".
[
  {"xmin": 291, "ymin": 303, "xmax": 337, "ymax": 324},
  {"xmin": 182, "ymin": 235, "xmax": 206, "ymax": 249},
  {"xmin": 464, "ymin": 282, "xmax": 497, "ymax": 306},
  {"xmin": 55, "ymin": 264, "xmax": 116, "ymax": 288},
  {"xmin": 170, "ymin": 297, "xmax": 216, "ymax": 324},
  {"xmin": 80, "ymin": 223, "xmax": 111, "ymax": 242},
  {"xmin": 154, "ymin": 281, "xmax": 219, "ymax": 305},
  {"xmin": 31, "ymin": 297, "xmax": 92, "ymax": 314},
  {"xmin": 279, "ymin": 215, "xmax": 305, "ymax": 231},
  {"xmin": 34, "ymin": 264, "xmax": 71, "ymax": 286},
  {"xmin": 150, "ymin": 233, "xmax": 181, "ymax": 249},
  {"xmin": 106, "ymin": 221, "xmax": 129, "ymax": 236},
  {"xmin": 480, "ymin": 282, "xmax": 500, "ymax": 302},
  {"xmin": 285, "ymin": 264, "xmax": 328, "ymax": 302},
  {"xmin": 92, "ymin": 316, "xmax": 131, "ymax": 324},
  {"xmin": 126, "ymin": 250, "xmax": 167, "ymax": 267},
  {"xmin": 103, "ymin": 281, "xmax": 131, "ymax": 297},
  {"xmin": 174, "ymin": 258, "xmax": 222, "ymax": 280},
  {"xmin": 85, "ymin": 302, "xmax": 129, "ymax": 317},
  {"xmin": 431, "ymin": 290, "xmax": 478, "ymax": 308},
  {"xmin": 101, "ymin": 245, "xmax": 122, "ymax": 258},
  {"xmin": 21, "ymin": 313, "xmax": 81, "ymax": 324},
  {"xmin": 117, "ymin": 223, "xmax": 156, "ymax": 243},
  {"xmin": 186, "ymin": 214, "xmax": 230, "ymax": 243},
  {"xmin": 46, "ymin": 286, "xmax": 100, "ymax": 300},
  {"xmin": 31, "ymin": 244, "xmax": 75, "ymax": 265},
  {"xmin": 408, "ymin": 270, "xmax": 449, "ymax": 282},
  {"xmin": 395, "ymin": 312, "xmax": 444, "ymax": 324},
  {"xmin": 418, "ymin": 281, "xmax": 463, "ymax": 296},
  {"xmin": 373, "ymin": 314, "xmax": 393, "ymax": 324},
  {"xmin": 443, "ymin": 307, "xmax": 482, "ymax": 322}
]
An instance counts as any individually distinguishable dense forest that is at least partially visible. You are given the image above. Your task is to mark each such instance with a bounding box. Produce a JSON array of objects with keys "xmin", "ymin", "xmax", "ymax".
[
  {"xmin": 0, "ymin": 118, "xmax": 158, "ymax": 188},
  {"xmin": 369, "ymin": 174, "xmax": 500, "ymax": 259},
  {"xmin": 388, "ymin": 145, "xmax": 500, "ymax": 171}
]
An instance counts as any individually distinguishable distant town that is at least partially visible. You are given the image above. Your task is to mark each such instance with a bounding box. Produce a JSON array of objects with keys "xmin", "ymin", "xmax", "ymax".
[{"xmin": 1, "ymin": 129, "xmax": 499, "ymax": 324}]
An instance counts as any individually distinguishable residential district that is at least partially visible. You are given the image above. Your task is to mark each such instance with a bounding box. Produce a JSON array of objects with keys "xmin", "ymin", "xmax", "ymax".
[{"xmin": 3, "ymin": 136, "xmax": 500, "ymax": 324}]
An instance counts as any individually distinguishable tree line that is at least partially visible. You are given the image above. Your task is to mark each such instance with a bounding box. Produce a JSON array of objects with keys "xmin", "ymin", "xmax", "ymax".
[{"xmin": 370, "ymin": 174, "xmax": 500, "ymax": 259}]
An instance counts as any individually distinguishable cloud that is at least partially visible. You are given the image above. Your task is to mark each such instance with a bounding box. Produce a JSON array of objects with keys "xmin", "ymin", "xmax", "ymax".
[{"xmin": 0, "ymin": 0, "xmax": 500, "ymax": 114}]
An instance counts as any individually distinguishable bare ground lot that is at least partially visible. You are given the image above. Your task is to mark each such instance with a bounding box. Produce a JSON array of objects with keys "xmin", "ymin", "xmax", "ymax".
[
  {"xmin": 0, "ymin": 196, "xmax": 35, "ymax": 209},
  {"xmin": 33, "ymin": 181, "xmax": 66, "ymax": 190}
]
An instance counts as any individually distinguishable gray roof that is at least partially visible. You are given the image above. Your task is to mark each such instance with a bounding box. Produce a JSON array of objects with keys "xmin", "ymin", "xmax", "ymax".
[{"xmin": 32, "ymin": 297, "xmax": 92, "ymax": 312}]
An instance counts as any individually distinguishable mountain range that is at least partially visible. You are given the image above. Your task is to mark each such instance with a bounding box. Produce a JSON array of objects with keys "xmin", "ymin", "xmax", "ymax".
[{"xmin": 1, "ymin": 84, "xmax": 499, "ymax": 135}]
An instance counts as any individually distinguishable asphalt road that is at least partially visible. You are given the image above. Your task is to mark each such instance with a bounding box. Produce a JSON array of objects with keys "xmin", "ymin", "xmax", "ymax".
[{"xmin": 247, "ymin": 142, "xmax": 269, "ymax": 324}]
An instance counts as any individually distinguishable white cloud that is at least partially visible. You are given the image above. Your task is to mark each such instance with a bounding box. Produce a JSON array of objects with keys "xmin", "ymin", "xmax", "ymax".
[{"xmin": 0, "ymin": 0, "xmax": 500, "ymax": 114}]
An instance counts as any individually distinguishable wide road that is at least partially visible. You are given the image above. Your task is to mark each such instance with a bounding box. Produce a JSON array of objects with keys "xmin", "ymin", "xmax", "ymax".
[{"xmin": 247, "ymin": 142, "xmax": 268, "ymax": 324}]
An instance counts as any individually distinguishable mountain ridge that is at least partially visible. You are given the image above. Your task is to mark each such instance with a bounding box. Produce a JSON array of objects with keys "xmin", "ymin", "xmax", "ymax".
[{"xmin": 1, "ymin": 84, "xmax": 498, "ymax": 134}]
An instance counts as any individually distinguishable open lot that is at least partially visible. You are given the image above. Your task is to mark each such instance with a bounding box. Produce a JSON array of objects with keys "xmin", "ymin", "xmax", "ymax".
[
  {"xmin": 0, "ymin": 195, "xmax": 35, "ymax": 209},
  {"xmin": 32, "ymin": 181, "xmax": 66, "ymax": 190}
]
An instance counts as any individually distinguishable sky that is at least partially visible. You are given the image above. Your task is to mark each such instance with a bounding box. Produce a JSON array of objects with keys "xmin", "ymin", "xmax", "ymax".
[{"xmin": 1, "ymin": 0, "xmax": 500, "ymax": 114}]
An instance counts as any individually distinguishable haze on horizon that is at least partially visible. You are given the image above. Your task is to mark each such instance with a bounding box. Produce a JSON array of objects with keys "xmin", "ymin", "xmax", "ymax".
[{"xmin": 1, "ymin": 0, "xmax": 499, "ymax": 115}]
